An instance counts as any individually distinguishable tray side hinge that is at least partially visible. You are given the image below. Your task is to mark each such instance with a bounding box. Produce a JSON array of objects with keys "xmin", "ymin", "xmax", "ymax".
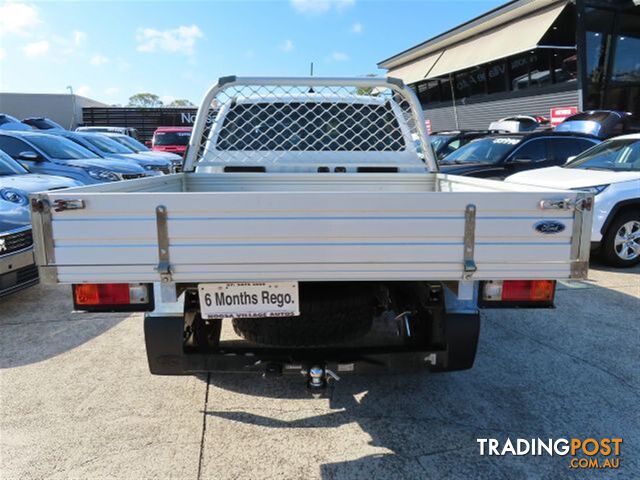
[
  {"xmin": 539, "ymin": 197, "xmax": 593, "ymax": 211},
  {"xmin": 52, "ymin": 198, "xmax": 85, "ymax": 212},
  {"xmin": 463, "ymin": 204, "xmax": 477, "ymax": 280}
]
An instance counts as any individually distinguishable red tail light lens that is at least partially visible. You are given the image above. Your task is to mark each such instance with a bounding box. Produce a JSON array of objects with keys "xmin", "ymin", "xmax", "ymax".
[
  {"xmin": 73, "ymin": 283, "xmax": 154, "ymax": 311},
  {"xmin": 502, "ymin": 280, "xmax": 555, "ymax": 302},
  {"xmin": 74, "ymin": 283, "xmax": 130, "ymax": 305},
  {"xmin": 481, "ymin": 280, "xmax": 556, "ymax": 307}
]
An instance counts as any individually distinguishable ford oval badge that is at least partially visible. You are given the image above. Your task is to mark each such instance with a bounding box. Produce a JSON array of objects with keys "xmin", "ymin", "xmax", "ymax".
[{"xmin": 534, "ymin": 220, "xmax": 566, "ymax": 234}]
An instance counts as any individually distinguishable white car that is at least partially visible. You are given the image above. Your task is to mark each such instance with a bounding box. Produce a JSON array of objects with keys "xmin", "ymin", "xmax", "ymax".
[{"xmin": 505, "ymin": 134, "xmax": 640, "ymax": 267}]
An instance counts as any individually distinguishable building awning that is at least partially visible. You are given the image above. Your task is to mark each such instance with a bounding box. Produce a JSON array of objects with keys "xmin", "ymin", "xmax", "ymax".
[
  {"xmin": 424, "ymin": 2, "xmax": 567, "ymax": 80},
  {"xmin": 387, "ymin": 51, "xmax": 443, "ymax": 85}
]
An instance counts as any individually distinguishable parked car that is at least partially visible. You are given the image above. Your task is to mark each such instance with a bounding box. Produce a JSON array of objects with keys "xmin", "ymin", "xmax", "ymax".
[
  {"xmin": 151, "ymin": 126, "xmax": 191, "ymax": 157},
  {"xmin": 0, "ymin": 149, "xmax": 81, "ymax": 196},
  {"xmin": 100, "ymin": 133, "xmax": 183, "ymax": 171},
  {"xmin": 0, "ymin": 150, "xmax": 80, "ymax": 297},
  {"xmin": 488, "ymin": 115, "xmax": 549, "ymax": 133},
  {"xmin": 0, "ymin": 131, "xmax": 149, "ymax": 184},
  {"xmin": 439, "ymin": 131, "xmax": 600, "ymax": 179},
  {"xmin": 0, "ymin": 203, "xmax": 36, "ymax": 297},
  {"xmin": 0, "ymin": 114, "xmax": 32, "ymax": 132},
  {"xmin": 52, "ymin": 131, "xmax": 172, "ymax": 175},
  {"xmin": 505, "ymin": 134, "xmax": 640, "ymax": 267},
  {"xmin": 430, "ymin": 130, "xmax": 491, "ymax": 160},
  {"xmin": 555, "ymin": 110, "xmax": 640, "ymax": 139},
  {"xmin": 22, "ymin": 117, "xmax": 66, "ymax": 131},
  {"xmin": 76, "ymin": 126, "xmax": 140, "ymax": 139},
  {"xmin": 30, "ymin": 77, "xmax": 593, "ymax": 384}
]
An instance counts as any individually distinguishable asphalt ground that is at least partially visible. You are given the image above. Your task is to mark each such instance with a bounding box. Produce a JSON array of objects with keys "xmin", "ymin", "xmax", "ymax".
[{"xmin": 1, "ymin": 261, "xmax": 638, "ymax": 479}]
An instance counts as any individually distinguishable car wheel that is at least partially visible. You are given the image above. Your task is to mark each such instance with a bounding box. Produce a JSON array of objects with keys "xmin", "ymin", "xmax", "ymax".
[{"xmin": 601, "ymin": 211, "xmax": 640, "ymax": 267}]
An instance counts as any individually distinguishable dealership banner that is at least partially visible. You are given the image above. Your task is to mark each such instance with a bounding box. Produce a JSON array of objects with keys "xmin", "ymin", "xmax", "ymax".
[{"xmin": 550, "ymin": 106, "xmax": 578, "ymax": 126}]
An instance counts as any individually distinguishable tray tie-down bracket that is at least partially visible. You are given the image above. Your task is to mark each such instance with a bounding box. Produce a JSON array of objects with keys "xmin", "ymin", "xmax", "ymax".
[
  {"xmin": 155, "ymin": 205, "xmax": 172, "ymax": 283},
  {"xmin": 463, "ymin": 204, "xmax": 477, "ymax": 280}
]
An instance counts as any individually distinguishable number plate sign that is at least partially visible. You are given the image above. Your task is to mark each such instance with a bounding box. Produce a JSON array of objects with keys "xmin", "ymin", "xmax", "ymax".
[{"xmin": 198, "ymin": 282, "xmax": 299, "ymax": 319}]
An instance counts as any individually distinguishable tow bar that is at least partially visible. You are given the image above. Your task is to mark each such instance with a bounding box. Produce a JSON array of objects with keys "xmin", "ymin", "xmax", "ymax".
[{"xmin": 306, "ymin": 365, "xmax": 340, "ymax": 397}]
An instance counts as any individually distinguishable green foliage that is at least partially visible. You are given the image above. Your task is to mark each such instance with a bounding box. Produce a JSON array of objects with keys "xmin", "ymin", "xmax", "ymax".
[
  {"xmin": 167, "ymin": 99, "xmax": 195, "ymax": 107},
  {"xmin": 127, "ymin": 93, "xmax": 163, "ymax": 108}
]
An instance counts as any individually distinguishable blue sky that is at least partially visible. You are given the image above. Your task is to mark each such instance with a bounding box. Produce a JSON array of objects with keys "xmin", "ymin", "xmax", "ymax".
[{"xmin": 0, "ymin": 0, "xmax": 503, "ymax": 106}]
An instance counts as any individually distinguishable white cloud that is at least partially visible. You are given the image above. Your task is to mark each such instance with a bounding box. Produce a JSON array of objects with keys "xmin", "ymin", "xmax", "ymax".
[
  {"xmin": 75, "ymin": 85, "xmax": 91, "ymax": 97},
  {"xmin": 105, "ymin": 87, "xmax": 120, "ymax": 96},
  {"xmin": 73, "ymin": 30, "xmax": 87, "ymax": 46},
  {"xmin": 351, "ymin": 22, "xmax": 363, "ymax": 34},
  {"xmin": 90, "ymin": 54, "xmax": 109, "ymax": 66},
  {"xmin": 136, "ymin": 25, "xmax": 203, "ymax": 55},
  {"xmin": 0, "ymin": 2, "xmax": 42, "ymax": 37},
  {"xmin": 0, "ymin": 47, "xmax": 5, "ymax": 60},
  {"xmin": 280, "ymin": 39, "xmax": 294, "ymax": 52},
  {"xmin": 290, "ymin": 0, "xmax": 355, "ymax": 15},
  {"xmin": 23, "ymin": 40, "xmax": 49, "ymax": 57},
  {"xmin": 330, "ymin": 51, "xmax": 349, "ymax": 61}
]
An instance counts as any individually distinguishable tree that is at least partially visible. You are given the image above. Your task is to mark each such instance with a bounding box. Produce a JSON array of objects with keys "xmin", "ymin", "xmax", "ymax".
[
  {"xmin": 127, "ymin": 93, "xmax": 163, "ymax": 108},
  {"xmin": 356, "ymin": 73, "xmax": 379, "ymax": 96},
  {"xmin": 167, "ymin": 99, "xmax": 195, "ymax": 107}
]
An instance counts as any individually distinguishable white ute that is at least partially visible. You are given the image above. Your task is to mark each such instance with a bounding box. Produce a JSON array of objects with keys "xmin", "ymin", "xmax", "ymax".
[{"xmin": 30, "ymin": 77, "xmax": 594, "ymax": 389}]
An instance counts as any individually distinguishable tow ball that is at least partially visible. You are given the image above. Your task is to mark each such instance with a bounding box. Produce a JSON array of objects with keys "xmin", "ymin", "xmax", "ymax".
[{"xmin": 305, "ymin": 365, "xmax": 340, "ymax": 397}]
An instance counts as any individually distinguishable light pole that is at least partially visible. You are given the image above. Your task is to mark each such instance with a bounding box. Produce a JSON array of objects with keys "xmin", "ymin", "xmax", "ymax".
[{"xmin": 67, "ymin": 86, "xmax": 76, "ymax": 129}]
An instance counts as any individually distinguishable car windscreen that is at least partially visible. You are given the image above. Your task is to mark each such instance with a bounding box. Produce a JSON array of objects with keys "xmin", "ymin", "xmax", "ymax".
[
  {"xmin": 0, "ymin": 115, "xmax": 22, "ymax": 125},
  {"xmin": 565, "ymin": 139, "xmax": 640, "ymax": 172},
  {"xmin": 215, "ymin": 102, "xmax": 406, "ymax": 151},
  {"xmin": 114, "ymin": 135, "xmax": 149, "ymax": 152},
  {"xmin": 154, "ymin": 131, "xmax": 191, "ymax": 146},
  {"xmin": 27, "ymin": 135, "xmax": 100, "ymax": 160},
  {"xmin": 440, "ymin": 137, "xmax": 521, "ymax": 164},
  {"xmin": 0, "ymin": 151, "xmax": 28, "ymax": 175},
  {"xmin": 430, "ymin": 135, "xmax": 454, "ymax": 152},
  {"xmin": 83, "ymin": 135, "xmax": 133, "ymax": 154},
  {"xmin": 565, "ymin": 112, "xmax": 615, "ymax": 122},
  {"xmin": 26, "ymin": 118, "xmax": 64, "ymax": 130}
]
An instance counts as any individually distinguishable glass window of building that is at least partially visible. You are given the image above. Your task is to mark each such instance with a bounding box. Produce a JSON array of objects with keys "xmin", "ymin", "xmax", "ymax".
[
  {"xmin": 440, "ymin": 78, "xmax": 453, "ymax": 102},
  {"xmin": 510, "ymin": 52, "xmax": 540, "ymax": 90},
  {"xmin": 611, "ymin": 13, "xmax": 640, "ymax": 83},
  {"xmin": 527, "ymin": 51, "xmax": 554, "ymax": 89},
  {"xmin": 455, "ymin": 67, "xmax": 486, "ymax": 99},
  {"xmin": 551, "ymin": 50, "xmax": 578, "ymax": 84},
  {"xmin": 584, "ymin": 8, "xmax": 615, "ymax": 84},
  {"xmin": 486, "ymin": 61, "xmax": 508, "ymax": 94}
]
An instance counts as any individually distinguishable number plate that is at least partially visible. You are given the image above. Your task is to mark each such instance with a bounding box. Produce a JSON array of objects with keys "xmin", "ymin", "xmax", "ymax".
[{"xmin": 198, "ymin": 282, "xmax": 299, "ymax": 319}]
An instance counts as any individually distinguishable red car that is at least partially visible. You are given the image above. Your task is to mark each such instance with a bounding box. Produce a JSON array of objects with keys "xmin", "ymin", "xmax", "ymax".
[{"xmin": 151, "ymin": 127, "xmax": 192, "ymax": 157}]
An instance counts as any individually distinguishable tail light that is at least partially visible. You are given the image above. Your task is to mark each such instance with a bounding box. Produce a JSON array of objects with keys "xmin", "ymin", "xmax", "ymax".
[
  {"xmin": 480, "ymin": 280, "xmax": 555, "ymax": 308},
  {"xmin": 73, "ymin": 283, "xmax": 154, "ymax": 312}
]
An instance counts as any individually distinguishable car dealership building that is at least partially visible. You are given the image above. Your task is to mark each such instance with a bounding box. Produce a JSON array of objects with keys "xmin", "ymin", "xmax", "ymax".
[
  {"xmin": 378, "ymin": 0, "xmax": 640, "ymax": 131},
  {"xmin": 0, "ymin": 93, "xmax": 107, "ymax": 130}
]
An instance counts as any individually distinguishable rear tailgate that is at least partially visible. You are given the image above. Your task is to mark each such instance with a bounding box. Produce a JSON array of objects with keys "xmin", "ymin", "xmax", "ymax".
[{"xmin": 30, "ymin": 175, "xmax": 592, "ymax": 284}]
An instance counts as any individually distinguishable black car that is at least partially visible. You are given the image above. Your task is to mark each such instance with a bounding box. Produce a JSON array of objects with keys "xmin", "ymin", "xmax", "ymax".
[
  {"xmin": 438, "ymin": 132, "xmax": 600, "ymax": 179},
  {"xmin": 430, "ymin": 130, "xmax": 491, "ymax": 160},
  {"xmin": 555, "ymin": 111, "xmax": 640, "ymax": 139}
]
